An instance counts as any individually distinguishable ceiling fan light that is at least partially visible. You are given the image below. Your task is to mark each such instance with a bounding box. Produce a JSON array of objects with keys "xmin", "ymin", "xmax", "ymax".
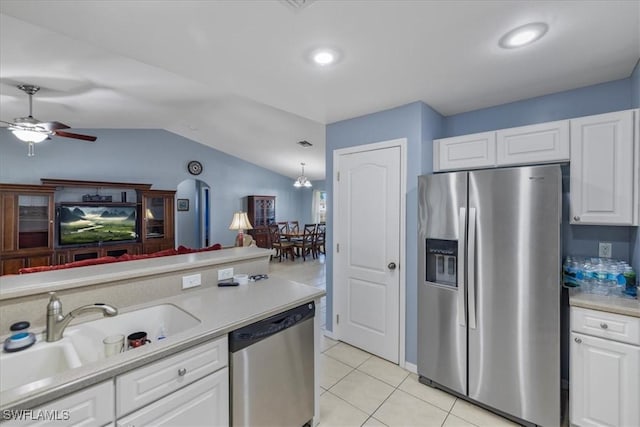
[{"xmin": 11, "ymin": 129, "xmax": 48, "ymax": 143}]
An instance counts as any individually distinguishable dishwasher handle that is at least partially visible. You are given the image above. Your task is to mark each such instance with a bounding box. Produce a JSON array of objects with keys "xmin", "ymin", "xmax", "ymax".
[{"xmin": 229, "ymin": 301, "xmax": 315, "ymax": 352}]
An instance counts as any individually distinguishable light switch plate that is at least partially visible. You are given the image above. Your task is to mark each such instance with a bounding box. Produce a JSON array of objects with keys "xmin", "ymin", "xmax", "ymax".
[
  {"xmin": 182, "ymin": 273, "xmax": 202, "ymax": 289},
  {"xmin": 218, "ymin": 267, "xmax": 234, "ymax": 281},
  {"xmin": 598, "ymin": 242, "xmax": 612, "ymax": 258}
]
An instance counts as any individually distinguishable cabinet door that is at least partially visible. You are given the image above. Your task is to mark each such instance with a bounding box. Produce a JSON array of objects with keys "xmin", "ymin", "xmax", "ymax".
[
  {"xmin": 496, "ymin": 120, "xmax": 569, "ymax": 166},
  {"xmin": 571, "ymin": 332, "xmax": 640, "ymax": 427},
  {"xmin": 141, "ymin": 191, "xmax": 175, "ymax": 254},
  {"xmin": 433, "ymin": 132, "xmax": 496, "ymax": 171},
  {"xmin": 4, "ymin": 381, "xmax": 114, "ymax": 427},
  {"xmin": 570, "ymin": 110, "xmax": 636, "ymax": 225},
  {"xmin": 116, "ymin": 368, "xmax": 228, "ymax": 427}
]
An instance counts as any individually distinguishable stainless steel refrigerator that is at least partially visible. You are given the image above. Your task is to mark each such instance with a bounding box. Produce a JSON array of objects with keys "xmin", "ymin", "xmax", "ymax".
[{"xmin": 418, "ymin": 165, "xmax": 561, "ymax": 426}]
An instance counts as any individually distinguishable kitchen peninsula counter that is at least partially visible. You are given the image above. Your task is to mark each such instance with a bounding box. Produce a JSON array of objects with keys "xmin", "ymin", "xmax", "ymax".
[
  {"xmin": 0, "ymin": 247, "xmax": 272, "ymax": 300},
  {"xmin": 569, "ymin": 289, "xmax": 640, "ymax": 318},
  {"xmin": 0, "ymin": 275, "xmax": 325, "ymax": 411}
]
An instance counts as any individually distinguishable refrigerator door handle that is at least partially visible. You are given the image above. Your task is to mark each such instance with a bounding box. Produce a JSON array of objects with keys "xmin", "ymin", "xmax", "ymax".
[
  {"xmin": 458, "ymin": 207, "xmax": 466, "ymax": 327},
  {"xmin": 468, "ymin": 207, "xmax": 477, "ymax": 329}
]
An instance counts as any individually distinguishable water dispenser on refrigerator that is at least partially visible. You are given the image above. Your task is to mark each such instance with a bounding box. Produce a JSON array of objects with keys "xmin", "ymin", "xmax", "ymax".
[{"xmin": 425, "ymin": 239, "xmax": 458, "ymax": 286}]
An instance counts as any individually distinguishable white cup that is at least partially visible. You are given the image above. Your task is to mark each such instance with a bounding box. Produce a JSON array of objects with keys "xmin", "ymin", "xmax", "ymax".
[
  {"xmin": 234, "ymin": 274, "xmax": 249, "ymax": 285},
  {"xmin": 103, "ymin": 334, "xmax": 125, "ymax": 358}
]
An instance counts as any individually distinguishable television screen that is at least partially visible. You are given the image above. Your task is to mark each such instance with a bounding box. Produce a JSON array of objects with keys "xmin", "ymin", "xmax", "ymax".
[{"xmin": 59, "ymin": 204, "xmax": 138, "ymax": 246}]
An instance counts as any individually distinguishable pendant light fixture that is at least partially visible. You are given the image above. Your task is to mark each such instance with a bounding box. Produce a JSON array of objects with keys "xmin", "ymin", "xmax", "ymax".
[{"xmin": 294, "ymin": 162, "xmax": 312, "ymax": 188}]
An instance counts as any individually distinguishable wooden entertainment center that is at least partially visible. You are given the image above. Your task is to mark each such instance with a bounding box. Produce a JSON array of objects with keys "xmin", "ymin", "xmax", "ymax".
[{"xmin": 0, "ymin": 179, "xmax": 175, "ymax": 276}]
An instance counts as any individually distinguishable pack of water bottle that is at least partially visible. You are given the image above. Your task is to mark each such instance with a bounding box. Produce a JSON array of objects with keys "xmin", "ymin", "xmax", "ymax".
[{"xmin": 563, "ymin": 256, "xmax": 637, "ymax": 298}]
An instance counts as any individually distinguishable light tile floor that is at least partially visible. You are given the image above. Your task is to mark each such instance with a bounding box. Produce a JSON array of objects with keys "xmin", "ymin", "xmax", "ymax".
[{"xmin": 268, "ymin": 255, "xmax": 520, "ymax": 427}]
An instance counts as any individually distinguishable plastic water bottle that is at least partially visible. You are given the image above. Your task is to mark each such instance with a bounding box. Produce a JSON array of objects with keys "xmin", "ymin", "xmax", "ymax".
[{"xmin": 623, "ymin": 267, "xmax": 637, "ymax": 298}]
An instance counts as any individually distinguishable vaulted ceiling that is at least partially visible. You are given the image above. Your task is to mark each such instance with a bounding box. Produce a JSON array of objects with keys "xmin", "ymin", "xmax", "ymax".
[{"xmin": 1, "ymin": 1, "xmax": 638, "ymax": 180}]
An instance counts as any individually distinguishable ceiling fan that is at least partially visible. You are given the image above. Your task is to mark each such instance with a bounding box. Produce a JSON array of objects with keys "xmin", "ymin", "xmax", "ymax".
[{"xmin": 1, "ymin": 84, "xmax": 97, "ymax": 156}]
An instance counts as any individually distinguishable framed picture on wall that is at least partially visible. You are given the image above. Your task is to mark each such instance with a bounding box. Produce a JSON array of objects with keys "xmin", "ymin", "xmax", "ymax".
[{"xmin": 177, "ymin": 199, "xmax": 189, "ymax": 211}]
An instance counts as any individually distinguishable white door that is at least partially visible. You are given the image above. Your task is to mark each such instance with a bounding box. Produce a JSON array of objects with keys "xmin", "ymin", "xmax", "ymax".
[
  {"xmin": 334, "ymin": 141, "xmax": 403, "ymax": 363},
  {"xmin": 571, "ymin": 332, "xmax": 640, "ymax": 427}
]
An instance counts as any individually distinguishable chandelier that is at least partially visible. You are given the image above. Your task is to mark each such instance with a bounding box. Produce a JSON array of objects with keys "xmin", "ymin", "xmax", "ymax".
[{"xmin": 293, "ymin": 162, "xmax": 312, "ymax": 188}]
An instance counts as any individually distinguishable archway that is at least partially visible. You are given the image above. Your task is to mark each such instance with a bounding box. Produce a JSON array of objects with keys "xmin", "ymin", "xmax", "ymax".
[{"xmin": 175, "ymin": 179, "xmax": 212, "ymax": 248}]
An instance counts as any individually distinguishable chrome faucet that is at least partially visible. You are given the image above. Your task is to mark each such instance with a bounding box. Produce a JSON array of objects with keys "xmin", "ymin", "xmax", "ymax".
[{"xmin": 46, "ymin": 292, "xmax": 118, "ymax": 342}]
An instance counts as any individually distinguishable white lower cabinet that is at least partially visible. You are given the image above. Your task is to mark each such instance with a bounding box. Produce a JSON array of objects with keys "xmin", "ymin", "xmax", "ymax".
[
  {"xmin": 571, "ymin": 308, "xmax": 640, "ymax": 427},
  {"xmin": 116, "ymin": 336, "xmax": 228, "ymax": 426},
  {"xmin": 116, "ymin": 368, "xmax": 228, "ymax": 427},
  {"xmin": 3, "ymin": 381, "xmax": 114, "ymax": 427}
]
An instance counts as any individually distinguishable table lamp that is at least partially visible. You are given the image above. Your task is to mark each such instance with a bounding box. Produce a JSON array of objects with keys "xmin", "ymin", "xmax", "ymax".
[{"xmin": 229, "ymin": 212, "xmax": 253, "ymax": 247}]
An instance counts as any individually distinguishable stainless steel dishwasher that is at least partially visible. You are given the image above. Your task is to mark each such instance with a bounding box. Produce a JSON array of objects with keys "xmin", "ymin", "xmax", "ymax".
[{"xmin": 229, "ymin": 302, "xmax": 315, "ymax": 427}]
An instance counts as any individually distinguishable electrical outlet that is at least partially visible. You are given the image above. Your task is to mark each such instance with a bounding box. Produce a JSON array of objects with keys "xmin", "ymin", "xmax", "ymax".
[
  {"xmin": 182, "ymin": 273, "xmax": 201, "ymax": 289},
  {"xmin": 218, "ymin": 267, "xmax": 234, "ymax": 281},
  {"xmin": 598, "ymin": 242, "xmax": 612, "ymax": 258}
]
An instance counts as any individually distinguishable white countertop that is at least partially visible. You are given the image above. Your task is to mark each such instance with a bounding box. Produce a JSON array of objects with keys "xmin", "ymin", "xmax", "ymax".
[
  {"xmin": 0, "ymin": 247, "xmax": 270, "ymax": 300},
  {"xmin": 569, "ymin": 289, "xmax": 640, "ymax": 318},
  {"xmin": 0, "ymin": 276, "xmax": 325, "ymax": 410}
]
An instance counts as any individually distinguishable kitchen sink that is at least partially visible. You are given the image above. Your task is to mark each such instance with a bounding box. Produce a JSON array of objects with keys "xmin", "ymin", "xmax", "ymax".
[
  {"xmin": 65, "ymin": 303, "xmax": 201, "ymax": 363},
  {"xmin": 0, "ymin": 304, "xmax": 200, "ymax": 393},
  {"xmin": 0, "ymin": 340, "xmax": 82, "ymax": 393}
]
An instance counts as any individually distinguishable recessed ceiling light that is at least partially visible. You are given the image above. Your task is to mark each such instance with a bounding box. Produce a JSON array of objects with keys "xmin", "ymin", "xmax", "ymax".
[
  {"xmin": 499, "ymin": 23, "xmax": 548, "ymax": 49},
  {"xmin": 309, "ymin": 48, "xmax": 340, "ymax": 66}
]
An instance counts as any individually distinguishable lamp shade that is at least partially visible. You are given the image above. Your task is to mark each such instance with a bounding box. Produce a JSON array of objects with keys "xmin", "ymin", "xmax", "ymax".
[
  {"xmin": 12, "ymin": 129, "xmax": 48, "ymax": 143},
  {"xmin": 229, "ymin": 212, "xmax": 253, "ymax": 230}
]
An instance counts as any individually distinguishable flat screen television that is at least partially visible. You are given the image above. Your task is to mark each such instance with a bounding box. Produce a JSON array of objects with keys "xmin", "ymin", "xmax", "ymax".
[{"xmin": 58, "ymin": 204, "xmax": 138, "ymax": 246}]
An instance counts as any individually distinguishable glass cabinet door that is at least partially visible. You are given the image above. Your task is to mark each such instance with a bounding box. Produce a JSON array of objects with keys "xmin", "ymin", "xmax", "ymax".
[
  {"xmin": 145, "ymin": 196, "xmax": 166, "ymax": 238},
  {"xmin": 18, "ymin": 195, "xmax": 51, "ymax": 249}
]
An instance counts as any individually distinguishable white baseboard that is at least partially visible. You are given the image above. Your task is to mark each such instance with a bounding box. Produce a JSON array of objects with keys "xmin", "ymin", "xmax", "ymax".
[
  {"xmin": 322, "ymin": 329, "xmax": 338, "ymax": 340},
  {"xmin": 404, "ymin": 361, "xmax": 418, "ymax": 374}
]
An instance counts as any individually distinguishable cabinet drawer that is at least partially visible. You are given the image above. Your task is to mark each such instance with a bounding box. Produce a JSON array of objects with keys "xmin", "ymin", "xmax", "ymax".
[
  {"xmin": 4, "ymin": 380, "xmax": 114, "ymax": 427},
  {"xmin": 571, "ymin": 307, "xmax": 640, "ymax": 346},
  {"xmin": 116, "ymin": 336, "xmax": 227, "ymax": 417},
  {"xmin": 116, "ymin": 368, "xmax": 229, "ymax": 427}
]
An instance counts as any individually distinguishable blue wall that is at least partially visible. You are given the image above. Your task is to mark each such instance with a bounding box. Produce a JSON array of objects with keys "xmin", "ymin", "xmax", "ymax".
[
  {"xmin": 445, "ymin": 78, "xmax": 632, "ymax": 137},
  {"xmin": 325, "ymin": 102, "xmax": 444, "ymax": 365},
  {"xmin": 0, "ymin": 128, "xmax": 305, "ymax": 247}
]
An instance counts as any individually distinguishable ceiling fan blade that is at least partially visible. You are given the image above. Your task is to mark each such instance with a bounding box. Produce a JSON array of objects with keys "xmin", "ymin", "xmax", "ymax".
[
  {"xmin": 54, "ymin": 130, "xmax": 97, "ymax": 142},
  {"xmin": 40, "ymin": 121, "xmax": 71, "ymax": 131}
]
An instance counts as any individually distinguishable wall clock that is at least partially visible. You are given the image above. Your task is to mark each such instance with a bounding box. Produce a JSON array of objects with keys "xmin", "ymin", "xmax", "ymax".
[{"xmin": 187, "ymin": 160, "xmax": 203, "ymax": 175}]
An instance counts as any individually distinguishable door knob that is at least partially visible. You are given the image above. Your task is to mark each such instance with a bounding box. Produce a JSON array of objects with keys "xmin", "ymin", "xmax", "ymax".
[{"xmin": 388, "ymin": 262, "xmax": 397, "ymax": 270}]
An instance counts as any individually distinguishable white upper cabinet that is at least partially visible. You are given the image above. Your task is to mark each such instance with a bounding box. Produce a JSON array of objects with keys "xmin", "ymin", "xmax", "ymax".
[
  {"xmin": 496, "ymin": 120, "xmax": 570, "ymax": 166},
  {"xmin": 570, "ymin": 109, "xmax": 638, "ymax": 225},
  {"xmin": 433, "ymin": 131, "xmax": 496, "ymax": 172}
]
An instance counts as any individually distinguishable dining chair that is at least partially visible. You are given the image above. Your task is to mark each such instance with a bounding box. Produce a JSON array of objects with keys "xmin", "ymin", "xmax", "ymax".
[
  {"xmin": 294, "ymin": 224, "xmax": 317, "ymax": 261},
  {"xmin": 277, "ymin": 221, "xmax": 290, "ymax": 241},
  {"xmin": 313, "ymin": 222, "xmax": 326, "ymax": 256},
  {"xmin": 268, "ymin": 224, "xmax": 295, "ymax": 262},
  {"xmin": 288, "ymin": 221, "xmax": 300, "ymax": 234}
]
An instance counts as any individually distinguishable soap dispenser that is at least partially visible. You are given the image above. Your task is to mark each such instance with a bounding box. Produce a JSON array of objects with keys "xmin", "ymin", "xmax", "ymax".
[{"xmin": 3, "ymin": 321, "xmax": 37, "ymax": 352}]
